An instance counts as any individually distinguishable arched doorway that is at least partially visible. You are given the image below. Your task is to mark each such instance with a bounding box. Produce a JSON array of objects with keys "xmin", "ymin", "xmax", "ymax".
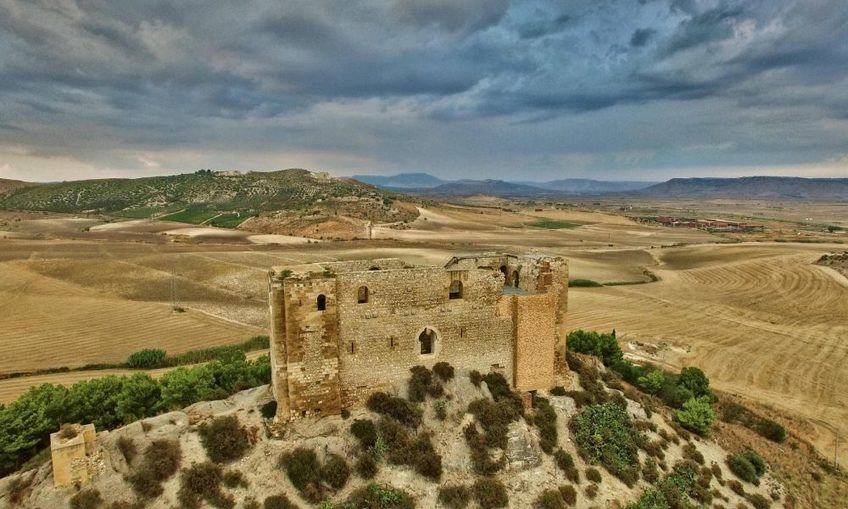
[
  {"xmin": 512, "ymin": 270, "xmax": 520, "ymax": 288},
  {"xmin": 499, "ymin": 265, "xmax": 508, "ymax": 285},
  {"xmin": 418, "ymin": 327, "xmax": 438, "ymax": 355}
]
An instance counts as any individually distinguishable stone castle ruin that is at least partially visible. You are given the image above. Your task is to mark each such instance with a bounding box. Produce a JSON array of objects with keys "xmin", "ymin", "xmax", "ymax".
[{"xmin": 268, "ymin": 253, "xmax": 569, "ymax": 421}]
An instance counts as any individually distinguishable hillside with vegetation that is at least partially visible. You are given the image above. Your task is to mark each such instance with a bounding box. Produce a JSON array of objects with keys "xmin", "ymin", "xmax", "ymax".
[
  {"xmin": 1, "ymin": 329, "xmax": 841, "ymax": 508},
  {"xmin": 0, "ymin": 170, "xmax": 418, "ymax": 232}
]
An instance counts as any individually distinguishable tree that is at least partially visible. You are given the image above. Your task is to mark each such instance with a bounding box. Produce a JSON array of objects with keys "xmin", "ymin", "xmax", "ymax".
[
  {"xmin": 566, "ymin": 330, "xmax": 623, "ymax": 366},
  {"xmin": 116, "ymin": 374, "xmax": 161, "ymax": 423},
  {"xmin": 675, "ymin": 397, "xmax": 716, "ymax": 436},
  {"xmin": 637, "ymin": 370, "xmax": 665, "ymax": 394},
  {"xmin": 160, "ymin": 366, "xmax": 216, "ymax": 409},
  {"xmin": 678, "ymin": 367, "xmax": 711, "ymax": 398}
]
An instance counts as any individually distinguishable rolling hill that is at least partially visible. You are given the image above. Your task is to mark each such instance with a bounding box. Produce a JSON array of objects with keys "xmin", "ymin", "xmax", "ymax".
[
  {"xmin": 0, "ymin": 178, "xmax": 34, "ymax": 195},
  {"xmin": 0, "ymin": 169, "xmax": 414, "ymax": 225},
  {"xmin": 353, "ymin": 172, "xmax": 447, "ymax": 189},
  {"xmin": 635, "ymin": 176, "xmax": 848, "ymax": 200}
]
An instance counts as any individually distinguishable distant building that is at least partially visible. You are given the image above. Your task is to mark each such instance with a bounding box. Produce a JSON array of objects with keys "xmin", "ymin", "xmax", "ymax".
[{"xmin": 267, "ymin": 253, "xmax": 570, "ymax": 420}]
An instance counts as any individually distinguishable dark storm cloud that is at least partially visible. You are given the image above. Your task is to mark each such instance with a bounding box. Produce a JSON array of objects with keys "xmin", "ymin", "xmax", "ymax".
[{"xmin": 0, "ymin": 0, "xmax": 846, "ymax": 180}]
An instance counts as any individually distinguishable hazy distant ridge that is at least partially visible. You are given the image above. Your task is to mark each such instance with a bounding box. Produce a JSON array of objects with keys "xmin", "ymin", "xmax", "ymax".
[{"xmin": 636, "ymin": 176, "xmax": 848, "ymax": 200}]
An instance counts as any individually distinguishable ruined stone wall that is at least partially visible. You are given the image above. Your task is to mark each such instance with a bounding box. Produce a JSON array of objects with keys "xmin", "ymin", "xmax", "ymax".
[
  {"xmin": 335, "ymin": 267, "xmax": 514, "ymax": 406},
  {"xmin": 321, "ymin": 258, "xmax": 409, "ymax": 273},
  {"xmin": 282, "ymin": 277, "xmax": 342, "ymax": 418},
  {"xmin": 509, "ymin": 292, "xmax": 557, "ymax": 391},
  {"xmin": 50, "ymin": 424, "xmax": 96, "ymax": 488},
  {"xmin": 268, "ymin": 273, "xmax": 289, "ymax": 418}
]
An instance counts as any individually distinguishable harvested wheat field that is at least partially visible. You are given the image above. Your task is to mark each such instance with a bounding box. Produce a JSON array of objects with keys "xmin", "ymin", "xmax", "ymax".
[{"xmin": 568, "ymin": 242, "xmax": 848, "ymax": 466}]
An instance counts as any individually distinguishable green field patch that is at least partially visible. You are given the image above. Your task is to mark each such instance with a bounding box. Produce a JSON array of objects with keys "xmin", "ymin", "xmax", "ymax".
[
  {"xmin": 160, "ymin": 206, "xmax": 220, "ymax": 225},
  {"xmin": 208, "ymin": 212, "xmax": 251, "ymax": 228},
  {"xmin": 527, "ymin": 219, "xmax": 581, "ymax": 229}
]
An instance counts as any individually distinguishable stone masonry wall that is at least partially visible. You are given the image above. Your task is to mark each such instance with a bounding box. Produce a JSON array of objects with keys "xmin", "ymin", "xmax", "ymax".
[{"xmin": 335, "ymin": 267, "xmax": 513, "ymax": 406}]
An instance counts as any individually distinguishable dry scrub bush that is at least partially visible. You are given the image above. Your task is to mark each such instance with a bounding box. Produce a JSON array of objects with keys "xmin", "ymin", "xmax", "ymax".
[
  {"xmin": 554, "ymin": 449, "xmax": 580, "ymax": 483},
  {"xmin": 263, "ymin": 494, "xmax": 299, "ymax": 509},
  {"xmin": 177, "ymin": 461, "xmax": 232, "ymax": 509},
  {"xmin": 469, "ymin": 370, "xmax": 483, "ymax": 387},
  {"xmin": 343, "ymin": 483, "xmax": 415, "ymax": 509},
  {"xmin": 438, "ymin": 485, "xmax": 470, "ymax": 509},
  {"xmin": 198, "ymin": 415, "xmax": 250, "ymax": 463},
  {"xmin": 586, "ymin": 467, "xmax": 602, "ymax": 483},
  {"xmin": 356, "ymin": 454, "xmax": 378, "ymax": 479},
  {"xmin": 366, "ymin": 392, "xmax": 422, "ymax": 427},
  {"xmin": 407, "ymin": 366, "xmax": 443, "ymax": 402},
  {"xmin": 320, "ymin": 453, "xmax": 350, "ymax": 489},
  {"xmin": 70, "ymin": 489, "xmax": 103, "ymax": 509},
  {"xmin": 350, "ymin": 419, "xmax": 378, "ymax": 449},
  {"xmin": 473, "ymin": 478, "xmax": 509, "ymax": 509},
  {"xmin": 432, "ymin": 361, "xmax": 455, "ymax": 381},
  {"xmin": 127, "ymin": 439, "xmax": 181, "ymax": 499},
  {"xmin": 559, "ymin": 485, "xmax": 577, "ymax": 506},
  {"xmin": 535, "ymin": 489, "xmax": 566, "ymax": 509}
]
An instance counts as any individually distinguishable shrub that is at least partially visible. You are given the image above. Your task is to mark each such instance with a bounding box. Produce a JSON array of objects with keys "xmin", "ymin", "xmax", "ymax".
[
  {"xmin": 535, "ymin": 489, "xmax": 566, "ymax": 509},
  {"xmin": 747, "ymin": 493, "xmax": 771, "ymax": 509},
  {"xmin": 727, "ymin": 454, "xmax": 759, "ymax": 485},
  {"xmin": 356, "ymin": 454, "xmax": 378, "ymax": 479},
  {"xmin": 199, "ymin": 415, "xmax": 251, "ymax": 463},
  {"xmin": 126, "ymin": 349, "xmax": 167, "ymax": 369},
  {"xmin": 550, "ymin": 386, "xmax": 567, "ymax": 396},
  {"xmin": 433, "ymin": 361, "xmax": 455, "ymax": 381},
  {"xmin": 728, "ymin": 479, "xmax": 745, "ymax": 495},
  {"xmin": 433, "ymin": 399, "xmax": 447, "ymax": 420},
  {"xmin": 678, "ymin": 367, "xmax": 711, "ymax": 398},
  {"xmin": 675, "ymin": 397, "xmax": 716, "ymax": 436},
  {"xmin": 366, "ymin": 392, "xmax": 422, "ymax": 427},
  {"xmin": 223, "ymin": 470, "xmax": 247, "ymax": 488},
  {"xmin": 559, "ymin": 485, "xmax": 577, "ymax": 506},
  {"xmin": 341, "ymin": 408, "xmax": 351, "ymax": 419},
  {"xmin": 70, "ymin": 489, "xmax": 103, "ymax": 509},
  {"xmin": 742, "ymin": 450, "xmax": 767, "ymax": 476},
  {"xmin": 637, "ymin": 370, "xmax": 665, "ymax": 394},
  {"xmin": 554, "ymin": 449, "xmax": 579, "ymax": 483},
  {"xmin": 569, "ymin": 279, "xmax": 603, "ymax": 287},
  {"xmin": 284, "ymin": 448, "xmax": 322, "ymax": 498},
  {"xmin": 243, "ymin": 498, "xmax": 261, "ymax": 509},
  {"xmin": 116, "ymin": 436, "xmax": 136, "ymax": 463},
  {"xmin": 128, "ymin": 439, "xmax": 182, "ymax": 499},
  {"xmin": 584, "ymin": 484, "xmax": 598, "ymax": 499},
  {"xmin": 586, "ymin": 467, "xmax": 602, "ymax": 483},
  {"xmin": 343, "ymin": 483, "xmax": 415, "ymax": 509},
  {"xmin": 177, "ymin": 461, "xmax": 232, "ymax": 509},
  {"xmin": 682, "ymin": 443, "xmax": 705, "ymax": 465},
  {"xmin": 464, "ymin": 423, "xmax": 506, "ymax": 475},
  {"xmin": 411, "ymin": 434, "xmax": 442, "ymax": 481},
  {"xmin": 260, "ymin": 401, "xmax": 278, "ymax": 419},
  {"xmin": 321, "ymin": 453, "xmax": 350, "ymax": 489},
  {"xmin": 408, "ymin": 366, "xmax": 443, "ymax": 402},
  {"xmin": 533, "ymin": 397, "xmax": 558, "ymax": 454},
  {"xmin": 755, "ymin": 419, "xmax": 786, "ymax": 443},
  {"xmin": 263, "ymin": 494, "xmax": 299, "ymax": 509},
  {"xmin": 351, "ymin": 419, "xmax": 378, "ymax": 449},
  {"xmin": 438, "ymin": 485, "xmax": 471, "ymax": 509},
  {"xmin": 567, "ymin": 330, "xmax": 622, "ymax": 366},
  {"xmin": 570, "ymin": 402, "xmax": 640, "ymax": 486},
  {"xmin": 642, "ymin": 457, "xmax": 660, "ymax": 483},
  {"xmin": 473, "ymin": 478, "xmax": 509, "ymax": 509}
]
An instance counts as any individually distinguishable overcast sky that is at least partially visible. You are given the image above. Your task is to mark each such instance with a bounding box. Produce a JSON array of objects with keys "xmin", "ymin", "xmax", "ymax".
[{"xmin": 1, "ymin": 0, "xmax": 847, "ymax": 182}]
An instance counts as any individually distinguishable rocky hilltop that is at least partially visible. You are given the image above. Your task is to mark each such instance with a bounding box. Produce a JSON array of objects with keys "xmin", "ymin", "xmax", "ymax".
[{"xmin": 0, "ymin": 355, "xmax": 798, "ymax": 509}]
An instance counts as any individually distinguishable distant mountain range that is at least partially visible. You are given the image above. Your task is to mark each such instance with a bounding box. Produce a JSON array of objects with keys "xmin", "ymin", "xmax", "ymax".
[
  {"xmin": 635, "ymin": 177, "xmax": 848, "ymax": 200},
  {"xmin": 353, "ymin": 173, "xmax": 656, "ymax": 196},
  {"xmin": 355, "ymin": 173, "xmax": 848, "ymax": 201}
]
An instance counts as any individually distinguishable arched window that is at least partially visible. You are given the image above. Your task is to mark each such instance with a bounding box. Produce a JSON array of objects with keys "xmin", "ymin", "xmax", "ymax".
[
  {"xmin": 357, "ymin": 286, "xmax": 369, "ymax": 304},
  {"xmin": 512, "ymin": 270, "xmax": 520, "ymax": 288},
  {"xmin": 317, "ymin": 294, "xmax": 326, "ymax": 311},
  {"xmin": 419, "ymin": 328, "xmax": 437, "ymax": 355},
  {"xmin": 449, "ymin": 280, "xmax": 463, "ymax": 300}
]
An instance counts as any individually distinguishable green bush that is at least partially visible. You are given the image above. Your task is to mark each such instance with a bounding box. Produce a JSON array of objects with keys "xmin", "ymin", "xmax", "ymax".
[
  {"xmin": 637, "ymin": 370, "xmax": 665, "ymax": 394},
  {"xmin": 567, "ymin": 330, "xmax": 622, "ymax": 367},
  {"xmin": 675, "ymin": 397, "xmax": 716, "ymax": 436},
  {"xmin": 432, "ymin": 361, "xmax": 455, "ymax": 381},
  {"xmin": 727, "ymin": 454, "xmax": 760, "ymax": 484},
  {"xmin": 321, "ymin": 453, "xmax": 350, "ymax": 489},
  {"xmin": 70, "ymin": 489, "xmax": 103, "ymax": 509},
  {"xmin": 569, "ymin": 279, "xmax": 603, "ymax": 287},
  {"xmin": 570, "ymin": 402, "xmax": 640, "ymax": 486},
  {"xmin": 473, "ymin": 478, "xmax": 509, "ymax": 509},
  {"xmin": 559, "ymin": 485, "xmax": 577, "ymax": 506},
  {"xmin": 719, "ymin": 400, "xmax": 786, "ymax": 443},
  {"xmin": 343, "ymin": 483, "xmax": 415, "ymax": 509},
  {"xmin": 351, "ymin": 419, "xmax": 378, "ymax": 449},
  {"xmin": 366, "ymin": 392, "xmax": 422, "ymax": 427},
  {"xmin": 482, "ymin": 372, "xmax": 524, "ymax": 416},
  {"xmin": 586, "ymin": 467, "xmax": 602, "ymax": 483},
  {"xmin": 535, "ymin": 489, "xmax": 566, "ymax": 509},
  {"xmin": 126, "ymin": 349, "xmax": 167, "ymax": 369},
  {"xmin": 678, "ymin": 367, "xmax": 711, "ymax": 398},
  {"xmin": 199, "ymin": 415, "xmax": 251, "ymax": 463},
  {"xmin": 263, "ymin": 494, "xmax": 299, "ymax": 509},
  {"xmin": 438, "ymin": 484, "xmax": 470, "ymax": 508},
  {"xmin": 747, "ymin": 493, "xmax": 771, "ymax": 509},
  {"xmin": 755, "ymin": 419, "xmax": 787, "ymax": 443},
  {"xmin": 177, "ymin": 461, "xmax": 232, "ymax": 509},
  {"xmin": 550, "ymin": 386, "xmax": 567, "ymax": 396}
]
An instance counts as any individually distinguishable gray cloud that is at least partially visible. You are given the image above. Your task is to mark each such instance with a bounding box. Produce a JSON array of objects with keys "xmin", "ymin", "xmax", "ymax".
[{"xmin": 0, "ymin": 0, "xmax": 846, "ymax": 181}]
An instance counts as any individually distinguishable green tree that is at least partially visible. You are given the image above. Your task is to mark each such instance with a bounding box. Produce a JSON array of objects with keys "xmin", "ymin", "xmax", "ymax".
[
  {"xmin": 678, "ymin": 367, "xmax": 711, "ymax": 398},
  {"xmin": 0, "ymin": 384, "xmax": 66, "ymax": 474},
  {"xmin": 675, "ymin": 397, "xmax": 716, "ymax": 436},
  {"xmin": 116, "ymin": 374, "xmax": 161, "ymax": 423},
  {"xmin": 126, "ymin": 349, "xmax": 167, "ymax": 369},
  {"xmin": 637, "ymin": 370, "xmax": 665, "ymax": 394},
  {"xmin": 567, "ymin": 330, "xmax": 623, "ymax": 366},
  {"xmin": 160, "ymin": 366, "xmax": 216, "ymax": 409}
]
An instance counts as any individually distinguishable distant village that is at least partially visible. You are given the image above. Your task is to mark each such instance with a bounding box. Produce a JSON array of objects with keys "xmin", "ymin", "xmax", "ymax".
[{"xmin": 637, "ymin": 215, "xmax": 765, "ymax": 232}]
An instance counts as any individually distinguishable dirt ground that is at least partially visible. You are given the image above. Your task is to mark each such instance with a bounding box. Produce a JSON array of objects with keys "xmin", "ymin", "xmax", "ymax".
[{"xmin": 1, "ymin": 203, "xmax": 847, "ymax": 470}]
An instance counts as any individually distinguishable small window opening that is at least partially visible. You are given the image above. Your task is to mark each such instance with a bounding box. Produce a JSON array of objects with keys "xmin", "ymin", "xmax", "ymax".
[
  {"xmin": 350, "ymin": 342, "xmax": 355, "ymax": 354},
  {"xmin": 317, "ymin": 294, "xmax": 326, "ymax": 311},
  {"xmin": 512, "ymin": 270, "xmax": 520, "ymax": 288},
  {"xmin": 357, "ymin": 286, "xmax": 369, "ymax": 304},
  {"xmin": 369, "ymin": 266, "xmax": 380, "ymax": 271},
  {"xmin": 460, "ymin": 327, "xmax": 464, "ymax": 338},
  {"xmin": 449, "ymin": 280, "xmax": 463, "ymax": 300},
  {"xmin": 390, "ymin": 336, "xmax": 395, "ymax": 348},
  {"xmin": 419, "ymin": 328, "xmax": 436, "ymax": 355}
]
